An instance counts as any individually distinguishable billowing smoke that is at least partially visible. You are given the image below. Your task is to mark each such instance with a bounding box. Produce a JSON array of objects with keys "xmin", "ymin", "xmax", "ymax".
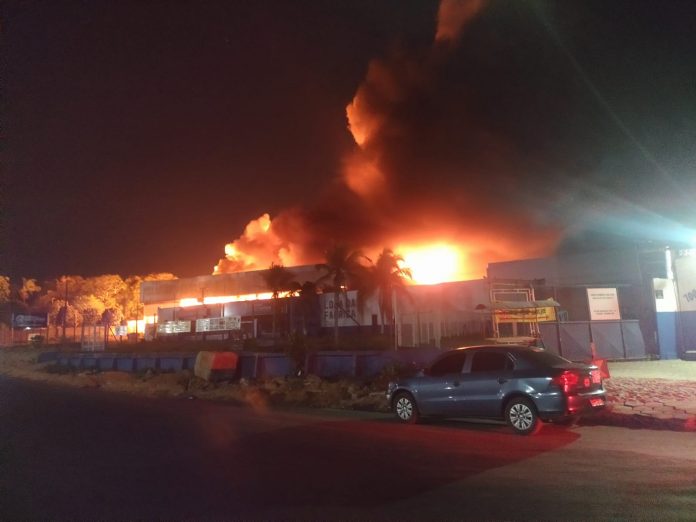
[{"xmin": 215, "ymin": 0, "xmax": 560, "ymax": 279}]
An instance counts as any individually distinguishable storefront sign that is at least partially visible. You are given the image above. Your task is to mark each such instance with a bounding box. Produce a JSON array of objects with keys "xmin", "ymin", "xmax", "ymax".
[
  {"xmin": 12, "ymin": 314, "xmax": 48, "ymax": 328},
  {"xmin": 495, "ymin": 307, "xmax": 557, "ymax": 322},
  {"xmin": 157, "ymin": 320, "xmax": 192, "ymax": 334},
  {"xmin": 196, "ymin": 316, "xmax": 241, "ymax": 332},
  {"xmin": 587, "ymin": 288, "xmax": 621, "ymax": 321},
  {"xmin": 320, "ymin": 291, "xmax": 360, "ymax": 327}
]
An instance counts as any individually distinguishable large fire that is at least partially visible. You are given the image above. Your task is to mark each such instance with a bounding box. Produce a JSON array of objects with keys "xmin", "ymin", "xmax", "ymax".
[
  {"xmin": 398, "ymin": 243, "xmax": 466, "ymax": 285},
  {"xmin": 212, "ymin": 1, "xmax": 557, "ymax": 285}
]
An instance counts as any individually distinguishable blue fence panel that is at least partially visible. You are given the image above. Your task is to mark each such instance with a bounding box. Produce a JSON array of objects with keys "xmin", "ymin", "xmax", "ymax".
[
  {"xmin": 590, "ymin": 322, "xmax": 624, "ymax": 359},
  {"xmin": 559, "ymin": 323, "xmax": 591, "ymax": 361},
  {"xmin": 97, "ymin": 357, "xmax": 115, "ymax": 371},
  {"xmin": 69, "ymin": 357, "xmax": 83, "ymax": 369},
  {"xmin": 115, "ymin": 358, "xmax": 135, "ymax": 372},
  {"xmin": 392, "ymin": 348, "xmax": 442, "ymax": 369},
  {"xmin": 260, "ymin": 355, "xmax": 292, "ymax": 378},
  {"xmin": 37, "ymin": 352, "xmax": 59, "ymax": 364},
  {"xmin": 621, "ymin": 321, "xmax": 647, "ymax": 359},
  {"xmin": 538, "ymin": 323, "xmax": 560, "ymax": 355},
  {"xmin": 313, "ymin": 354, "xmax": 355, "ymax": 378},
  {"xmin": 159, "ymin": 357, "xmax": 184, "ymax": 372},
  {"xmin": 238, "ymin": 355, "xmax": 259, "ymax": 379},
  {"xmin": 657, "ymin": 312, "xmax": 678, "ymax": 359},
  {"xmin": 135, "ymin": 357, "xmax": 157, "ymax": 371},
  {"xmin": 183, "ymin": 356, "xmax": 197, "ymax": 370},
  {"xmin": 677, "ymin": 311, "xmax": 696, "ymax": 354},
  {"xmin": 357, "ymin": 353, "xmax": 392, "ymax": 378},
  {"xmin": 81, "ymin": 357, "xmax": 98, "ymax": 369}
]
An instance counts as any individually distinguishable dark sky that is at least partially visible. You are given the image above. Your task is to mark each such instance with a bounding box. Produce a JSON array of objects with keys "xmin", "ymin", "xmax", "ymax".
[{"xmin": 4, "ymin": 0, "xmax": 696, "ymax": 280}]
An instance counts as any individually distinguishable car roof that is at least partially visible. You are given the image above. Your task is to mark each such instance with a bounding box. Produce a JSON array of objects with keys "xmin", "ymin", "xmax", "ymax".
[{"xmin": 449, "ymin": 344, "xmax": 535, "ymax": 352}]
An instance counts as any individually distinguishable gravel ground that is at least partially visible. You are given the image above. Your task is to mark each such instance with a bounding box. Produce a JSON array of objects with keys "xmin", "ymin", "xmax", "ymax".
[{"xmin": 608, "ymin": 359, "xmax": 696, "ymax": 380}]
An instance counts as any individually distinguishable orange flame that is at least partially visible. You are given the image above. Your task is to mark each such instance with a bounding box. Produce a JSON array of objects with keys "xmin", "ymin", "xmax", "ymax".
[
  {"xmin": 214, "ymin": 213, "xmax": 299, "ymax": 274},
  {"xmin": 398, "ymin": 243, "xmax": 468, "ymax": 285}
]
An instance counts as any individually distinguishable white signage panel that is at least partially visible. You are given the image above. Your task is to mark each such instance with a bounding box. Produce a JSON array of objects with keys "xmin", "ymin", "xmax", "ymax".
[
  {"xmin": 587, "ymin": 288, "xmax": 621, "ymax": 321},
  {"xmin": 196, "ymin": 316, "xmax": 241, "ymax": 332},
  {"xmin": 157, "ymin": 320, "xmax": 192, "ymax": 334},
  {"xmin": 320, "ymin": 290, "xmax": 360, "ymax": 327},
  {"xmin": 675, "ymin": 255, "xmax": 696, "ymax": 312}
]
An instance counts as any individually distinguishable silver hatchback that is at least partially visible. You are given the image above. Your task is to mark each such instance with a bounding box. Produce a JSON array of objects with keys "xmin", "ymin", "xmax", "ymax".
[{"xmin": 386, "ymin": 345, "xmax": 606, "ymax": 435}]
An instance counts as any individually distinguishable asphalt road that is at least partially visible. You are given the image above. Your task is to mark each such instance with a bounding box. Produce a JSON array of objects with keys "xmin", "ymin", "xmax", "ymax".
[{"xmin": 1, "ymin": 376, "xmax": 695, "ymax": 521}]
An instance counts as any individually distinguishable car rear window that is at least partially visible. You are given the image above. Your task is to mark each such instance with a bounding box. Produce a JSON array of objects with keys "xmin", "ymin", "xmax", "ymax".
[{"xmin": 517, "ymin": 350, "xmax": 573, "ymax": 368}]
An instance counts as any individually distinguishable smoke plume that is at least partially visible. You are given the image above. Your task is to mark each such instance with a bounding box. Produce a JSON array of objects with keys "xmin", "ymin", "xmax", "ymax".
[{"xmin": 215, "ymin": 0, "xmax": 561, "ymax": 278}]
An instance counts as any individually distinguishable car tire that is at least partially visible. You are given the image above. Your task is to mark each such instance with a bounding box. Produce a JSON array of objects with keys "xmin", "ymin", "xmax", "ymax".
[
  {"xmin": 394, "ymin": 392, "xmax": 420, "ymax": 424},
  {"xmin": 505, "ymin": 397, "xmax": 541, "ymax": 435}
]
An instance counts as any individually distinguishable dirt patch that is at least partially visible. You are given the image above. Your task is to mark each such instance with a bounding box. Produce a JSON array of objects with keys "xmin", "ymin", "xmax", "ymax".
[{"xmin": 0, "ymin": 347, "xmax": 390, "ymax": 412}]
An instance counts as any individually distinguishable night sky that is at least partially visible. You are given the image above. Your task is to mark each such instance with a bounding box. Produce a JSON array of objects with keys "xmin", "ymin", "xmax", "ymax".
[{"xmin": 4, "ymin": 0, "xmax": 696, "ymax": 280}]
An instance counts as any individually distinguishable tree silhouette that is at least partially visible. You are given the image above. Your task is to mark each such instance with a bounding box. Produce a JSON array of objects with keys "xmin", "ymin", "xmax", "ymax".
[
  {"xmin": 316, "ymin": 245, "xmax": 368, "ymax": 347},
  {"xmin": 261, "ymin": 263, "xmax": 297, "ymax": 342},
  {"xmin": 366, "ymin": 248, "xmax": 412, "ymax": 338}
]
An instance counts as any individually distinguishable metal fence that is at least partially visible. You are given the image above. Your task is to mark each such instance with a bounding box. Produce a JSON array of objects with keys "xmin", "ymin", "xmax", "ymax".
[{"xmin": 538, "ymin": 320, "xmax": 647, "ymax": 360}]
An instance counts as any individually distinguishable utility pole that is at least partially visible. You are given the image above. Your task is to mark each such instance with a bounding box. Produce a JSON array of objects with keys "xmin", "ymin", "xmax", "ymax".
[{"xmin": 61, "ymin": 278, "xmax": 68, "ymax": 343}]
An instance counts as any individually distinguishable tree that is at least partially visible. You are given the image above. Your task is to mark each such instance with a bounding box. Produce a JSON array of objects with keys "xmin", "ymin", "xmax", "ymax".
[
  {"xmin": 294, "ymin": 280, "xmax": 318, "ymax": 336},
  {"xmin": 261, "ymin": 263, "xmax": 297, "ymax": 342},
  {"xmin": 0, "ymin": 276, "xmax": 11, "ymax": 304},
  {"xmin": 316, "ymin": 245, "xmax": 368, "ymax": 348},
  {"xmin": 366, "ymin": 248, "xmax": 412, "ymax": 339},
  {"xmin": 18, "ymin": 278, "xmax": 42, "ymax": 306}
]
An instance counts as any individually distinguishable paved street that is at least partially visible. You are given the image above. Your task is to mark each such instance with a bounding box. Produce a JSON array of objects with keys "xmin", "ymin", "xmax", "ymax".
[{"xmin": 2, "ymin": 375, "xmax": 696, "ymax": 521}]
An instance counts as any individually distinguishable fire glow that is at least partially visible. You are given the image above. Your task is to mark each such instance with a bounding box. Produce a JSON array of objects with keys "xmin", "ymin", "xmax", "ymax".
[
  {"xmin": 179, "ymin": 292, "xmax": 276, "ymax": 308},
  {"xmin": 398, "ymin": 244, "xmax": 465, "ymax": 285}
]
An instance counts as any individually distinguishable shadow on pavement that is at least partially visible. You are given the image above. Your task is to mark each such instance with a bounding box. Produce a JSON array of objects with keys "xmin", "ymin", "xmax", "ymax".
[{"xmin": 578, "ymin": 410, "xmax": 696, "ymax": 432}]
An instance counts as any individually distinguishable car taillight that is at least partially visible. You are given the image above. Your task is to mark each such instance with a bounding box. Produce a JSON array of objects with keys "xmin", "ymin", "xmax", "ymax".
[{"xmin": 551, "ymin": 370, "xmax": 581, "ymax": 393}]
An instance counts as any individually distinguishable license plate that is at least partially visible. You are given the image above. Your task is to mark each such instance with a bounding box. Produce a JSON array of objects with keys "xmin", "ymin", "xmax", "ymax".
[{"xmin": 590, "ymin": 397, "xmax": 605, "ymax": 407}]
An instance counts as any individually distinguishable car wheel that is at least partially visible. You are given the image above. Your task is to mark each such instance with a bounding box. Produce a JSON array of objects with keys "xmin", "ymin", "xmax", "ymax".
[
  {"xmin": 394, "ymin": 392, "xmax": 420, "ymax": 424},
  {"xmin": 505, "ymin": 397, "xmax": 541, "ymax": 435}
]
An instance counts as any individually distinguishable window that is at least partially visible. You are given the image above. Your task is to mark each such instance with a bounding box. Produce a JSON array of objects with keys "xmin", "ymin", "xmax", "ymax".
[
  {"xmin": 470, "ymin": 351, "xmax": 510, "ymax": 373},
  {"xmin": 429, "ymin": 352, "xmax": 467, "ymax": 376}
]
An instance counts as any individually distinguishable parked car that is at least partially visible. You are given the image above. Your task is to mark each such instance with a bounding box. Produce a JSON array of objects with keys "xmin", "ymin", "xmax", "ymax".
[{"xmin": 386, "ymin": 345, "xmax": 606, "ymax": 435}]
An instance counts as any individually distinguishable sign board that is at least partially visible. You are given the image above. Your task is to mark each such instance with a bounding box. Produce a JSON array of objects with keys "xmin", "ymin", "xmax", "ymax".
[
  {"xmin": 13, "ymin": 314, "xmax": 48, "ymax": 328},
  {"xmin": 114, "ymin": 325, "xmax": 128, "ymax": 337},
  {"xmin": 195, "ymin": 316, "xmax": 241, "ymax": 332},
  {"xmin": 495, "ymin": 307, "xmax": 557, "ymax": 323},
  {"xmin": 320, "ymin": 291, "xmax": 360, "ymax": 328},
  {"xmin": 675, "ymin": 255, "xmax": 696, "ymax": 312},
  {"xmin": 157, "ymin": 320, "xmax": 192, "ymax": 335},
  {"xmin": 587, "ymin": 288, "xmax": 621, "ymax": 321}
]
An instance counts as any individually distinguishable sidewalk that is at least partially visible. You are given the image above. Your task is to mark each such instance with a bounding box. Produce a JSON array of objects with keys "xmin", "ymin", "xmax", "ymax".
[{"xmin": 584, "ymin": 360, "xmax": 696, "ymax": 431}]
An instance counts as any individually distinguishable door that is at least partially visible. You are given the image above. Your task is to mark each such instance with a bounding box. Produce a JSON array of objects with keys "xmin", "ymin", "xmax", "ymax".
[
  {"xmin": 417, "ymin": 351, "xmax": 468, "ymax": 415},
  {"xmin": 453, "ymin": 350, "xmax": 513, "ymax": 417}
]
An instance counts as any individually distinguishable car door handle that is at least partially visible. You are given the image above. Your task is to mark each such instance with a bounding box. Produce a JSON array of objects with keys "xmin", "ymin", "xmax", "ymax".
[{"xmin": 498, "ymin": 378, "xmax": 508, "ymax": 384}]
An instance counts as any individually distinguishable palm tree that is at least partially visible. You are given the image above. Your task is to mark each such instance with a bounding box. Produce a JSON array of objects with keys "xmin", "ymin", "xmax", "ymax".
[
  {"xmin": 316, "ymin": 245, "xmax": 368, "ymax": 348},
  {"xmin": 261, "ymin": 263, "xmax": 297, "ymax": 342},
  {"xmin": 368, "ymin": 248, "xmax": 412, "ymax": 341}
]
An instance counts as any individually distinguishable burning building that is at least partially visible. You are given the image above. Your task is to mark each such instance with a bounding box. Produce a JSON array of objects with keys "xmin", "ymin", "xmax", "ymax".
[{"xmin": 140, "ymin": 264, "xmax": 491, "ymax": 348}]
